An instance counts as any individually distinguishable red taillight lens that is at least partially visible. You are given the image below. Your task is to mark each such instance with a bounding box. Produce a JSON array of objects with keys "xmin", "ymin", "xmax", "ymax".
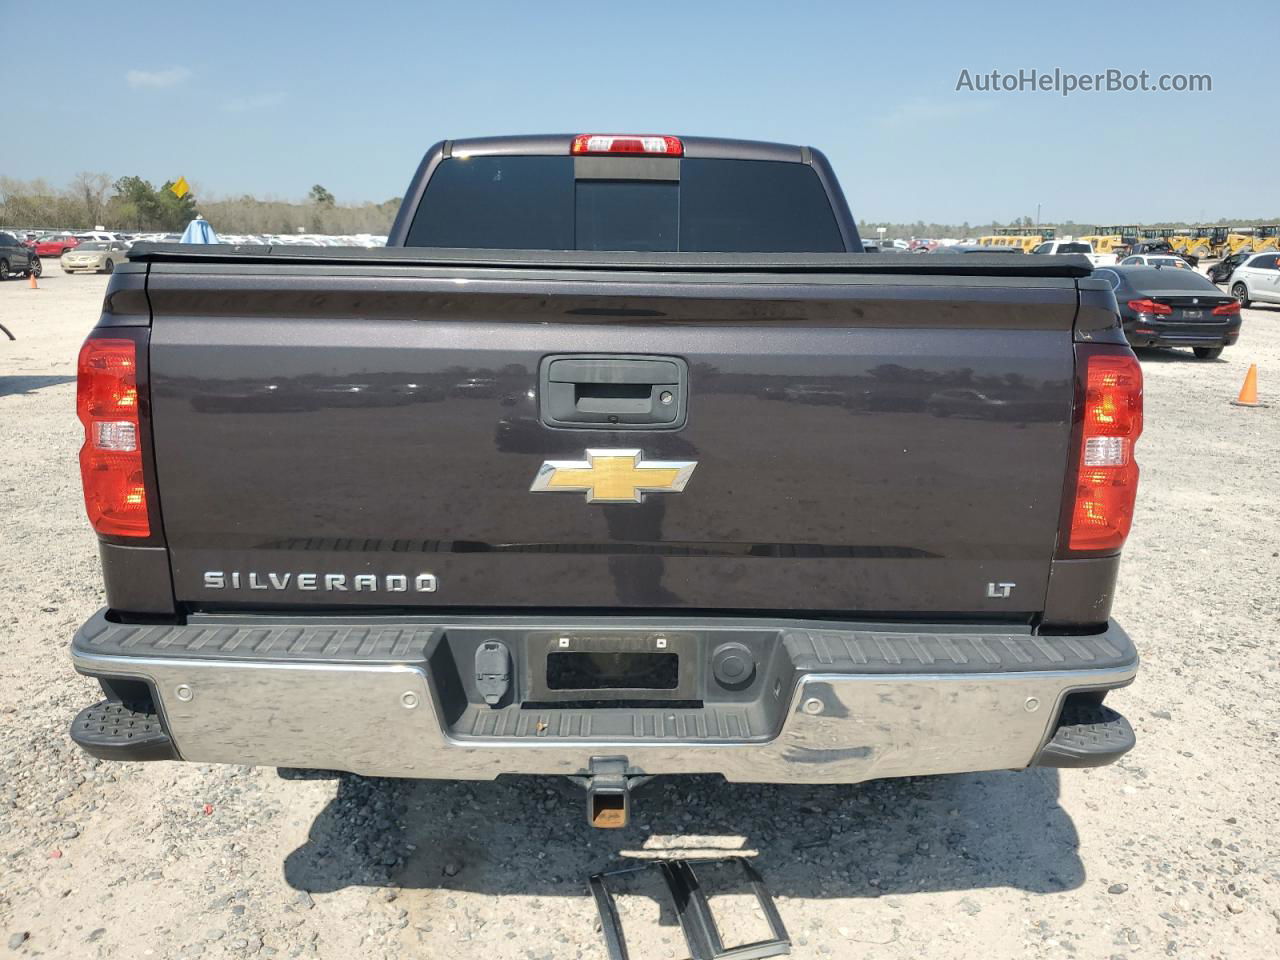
[
  {"xmin": 77, "ymin": 336, "xmax": 149, "ymax": 537},
  {"xmin": 1064, "ymin": 348, "xmax": 1143, "ymax": 553},
  {"xmin": 1212, "ymin": 301, "xmax": 1241, "ymax": 316},
  {"xmin": 570, "ymin": 134, "xmax": 683, "ymax": 156},
  {"xmin": 1126, "ymin": 298, "xmax": 1172, "ymax": 315}
]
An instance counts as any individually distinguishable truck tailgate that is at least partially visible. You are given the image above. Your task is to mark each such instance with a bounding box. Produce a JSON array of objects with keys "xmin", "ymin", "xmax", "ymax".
[{"xmin": 144, "ymin": 257, "xmax": 1080, "ymax": 616}]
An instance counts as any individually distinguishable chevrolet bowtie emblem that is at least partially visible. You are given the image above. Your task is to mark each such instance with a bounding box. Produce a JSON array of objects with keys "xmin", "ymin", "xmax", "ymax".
[{"xmin": 530, "ymin": 449, "xmax": 697, "ymax": 503}]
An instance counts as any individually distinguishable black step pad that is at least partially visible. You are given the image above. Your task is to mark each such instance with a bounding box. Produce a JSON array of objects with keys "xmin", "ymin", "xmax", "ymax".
[
  {"xmin": 1035, "ymin": 701, "xmax": 1135, "ymax": 768},
  {"xmin": 70, "ymin": 700, "xmax": 178, "ymax": 762}
]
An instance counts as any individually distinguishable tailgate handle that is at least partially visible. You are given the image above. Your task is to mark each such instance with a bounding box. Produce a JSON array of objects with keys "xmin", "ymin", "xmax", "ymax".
[{"xmin": 540, "ymin": 355, "xmax": 688, "ymax": 429}]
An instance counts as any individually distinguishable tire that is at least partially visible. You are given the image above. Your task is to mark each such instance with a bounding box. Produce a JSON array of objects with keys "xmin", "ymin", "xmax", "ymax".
[
  {"xmin": 1193, "ymin": 347, "xmax": 1224, "ymax": 360},
  {"xmin": 103, "ymin": 259, "xmax": 115, "ymax": 274},
  {"xmin": 29, "ymin": 258, "xmax": 42, "ymax": 278},
  {"xmin": 1231, "ymin": 282, "xmax": 1250, "ymax": 308},
  {"xmin": 0, "ymin": 259, "xmax": 9, "ymax": 281}
]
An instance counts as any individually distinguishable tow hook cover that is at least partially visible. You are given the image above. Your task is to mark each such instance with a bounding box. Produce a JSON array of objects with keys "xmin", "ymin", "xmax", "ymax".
[{"xmin": 475, "ymin": 640, "xmax": 512, "ymax": 706}]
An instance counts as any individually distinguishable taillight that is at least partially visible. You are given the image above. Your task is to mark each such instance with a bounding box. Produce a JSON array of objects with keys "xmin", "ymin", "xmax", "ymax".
[
  {"xmin": 1212, "ymin": 301, "xmax": 1241, "ymax": 316},
  {"xmin": 570, "ymin": 134, "xmax": 683, "ymax": 156},
  {"xmin": 1061, "ymin": 347, "xmax": 1143, "ymax": 554},
  {"xmin": 1126, "ymin": 298, "xmax": 1172, "ymax": 315},
  {"xmin": 77, "ymin": 335, "xmax": 149, "ymax": 537}
]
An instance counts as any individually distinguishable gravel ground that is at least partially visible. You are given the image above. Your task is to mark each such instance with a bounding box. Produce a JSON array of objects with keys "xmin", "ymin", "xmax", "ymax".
[{"xmin": 1, "ymin": 264, "xmax": 1278, "ymax": 960}]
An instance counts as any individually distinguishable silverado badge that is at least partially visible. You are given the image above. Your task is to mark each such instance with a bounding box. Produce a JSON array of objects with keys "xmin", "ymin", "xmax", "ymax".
[{"xmin": 530, "ymin": 449, "xmax": 696, "ymax": 503}]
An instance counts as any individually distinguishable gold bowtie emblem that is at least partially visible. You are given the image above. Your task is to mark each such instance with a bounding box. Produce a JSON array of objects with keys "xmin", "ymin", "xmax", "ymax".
[{"xmin": 530, "ymin": 449, "xmax": 697, "ymax": 503}]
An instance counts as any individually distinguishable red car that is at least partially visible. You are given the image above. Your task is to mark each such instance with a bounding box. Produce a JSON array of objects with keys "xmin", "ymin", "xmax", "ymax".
[{"xmin": 35, "ymin": 234, "xmax": 80, "ymax": 256}]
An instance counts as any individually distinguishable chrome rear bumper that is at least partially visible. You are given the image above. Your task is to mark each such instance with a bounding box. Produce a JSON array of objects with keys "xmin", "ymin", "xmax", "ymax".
[{"xmin": 71, "ymin": 610, "xmax": 1137, "ymax": 783}]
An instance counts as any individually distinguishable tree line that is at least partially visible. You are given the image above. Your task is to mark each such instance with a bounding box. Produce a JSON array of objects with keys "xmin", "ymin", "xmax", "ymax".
[
  {"xmin": 3, "ymin": 175, "xmax": 1273, "ymax": 239},
  {"xmin": 0, "ymin": 174, "xmax": 400, "ymax": 235}
]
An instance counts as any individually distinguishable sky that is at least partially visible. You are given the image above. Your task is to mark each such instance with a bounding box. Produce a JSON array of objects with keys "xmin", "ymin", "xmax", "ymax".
[{"xmin": 3, "ymin": 0, "xmax": 1275, "ymax": 226}]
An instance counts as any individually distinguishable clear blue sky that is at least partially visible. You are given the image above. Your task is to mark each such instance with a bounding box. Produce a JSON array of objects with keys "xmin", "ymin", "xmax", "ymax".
[{"xmin": 4, "ymin": 0, "xmax": 1274, "ymax": 225}]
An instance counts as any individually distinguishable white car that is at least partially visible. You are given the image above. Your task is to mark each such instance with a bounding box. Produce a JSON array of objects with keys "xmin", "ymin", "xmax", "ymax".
[
  {"xmin": 1031, "ymin": 239, "xmax": 1118, "ymax": 267},
  {"xmin": 1119, "ymin": 254, "xmax": 1191, "ymax": 270},
  {"xmin": 1227, "ymin": 252, "xmax": 1280, "ymax": 308},
  {"xmin": 74, "ymin": 231, "xmax": 122, "ymax": 244}
]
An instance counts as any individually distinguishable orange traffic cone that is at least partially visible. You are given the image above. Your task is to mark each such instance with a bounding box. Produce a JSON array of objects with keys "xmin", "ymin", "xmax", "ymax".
[
  {"xmin": 28, "ymin": 271, "xmax": 38, "ymax": 289},
  {"xmin": 1230, "ymin": 364, "xmax": 1264, "ymax": 407}
]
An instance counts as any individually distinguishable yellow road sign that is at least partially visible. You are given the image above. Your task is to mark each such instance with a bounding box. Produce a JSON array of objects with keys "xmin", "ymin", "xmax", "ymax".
[{"xmin": 170, "ymin": 177, "xmax": 190, "ymax": 199}]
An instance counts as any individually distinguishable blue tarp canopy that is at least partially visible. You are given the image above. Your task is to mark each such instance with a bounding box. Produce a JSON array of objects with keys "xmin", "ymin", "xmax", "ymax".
[{"xmin": 180, "ymin": 217, "xmax": 219, "ymax": 244}]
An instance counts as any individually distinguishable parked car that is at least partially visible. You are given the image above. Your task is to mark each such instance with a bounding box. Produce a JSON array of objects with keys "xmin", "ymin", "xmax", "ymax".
[
  {"xmin": 0, "ymin": 230, "xmax": 43, "ymax": 280},
  {"xmin": 1226, "ymin": 252, "xmax": 1280, "ymax": 308},
  {"xmin": 61, "ymin": 241, "xmax": 129, "ymax": 274},
  {"xmin": 1127, "ymin": 240, "xmax": 1198, "ymax": 268},
  {"xmin": 74, "ymin": 231, "xmax": 123, "ymax": 245},
  {"xmin": 67, "ymin": 133, "xmax": 1141, "ymax": 836},
  {"xmin": 929, "ymin": 243, "xmax": 1024, "ymax": 254},
  {"xmin": 35, "ymin": 233, "xmax": 80, "ymax": 256},
  {"xmin": 1207, "ymin": 250, "xmax": 1251, "ymax": 284},
  {"xmin": 1031, "ymin": 239, "xmax": 1118, "ymax": 267},
  {"xmin": 1094, "ymin": 265, "xmax": 1241, "ymax": 358},
  {"xmin": 1119, "ymin": 254, "xmax": 1191, "ymax": 270}
]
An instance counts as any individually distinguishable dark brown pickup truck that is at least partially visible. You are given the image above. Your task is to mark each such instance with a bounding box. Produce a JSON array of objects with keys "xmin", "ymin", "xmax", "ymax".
[{"xmin": 69, "ymin": 134, "xmax": 1142, "ymax": 828}]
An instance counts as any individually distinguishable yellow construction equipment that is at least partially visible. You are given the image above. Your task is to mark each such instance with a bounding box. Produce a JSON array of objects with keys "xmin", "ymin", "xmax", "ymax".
[
  {"xmin": 990, "ymin": 227, "xmax": 1053, "ymax": 253},
  {"xmin": 1175, "ymin": 227, "xmax": 1227, "ymax": 259},
  {"xmin": 1080, "ymin": 233, "xmax": 1127, "ymax": 255},
  {"xmin": 1222, "ymin": 233, "xmax": 1256, "ymax": 257},
  {"xmin": 1139, "ymin": 228, "xmax": 1197, "ymax": 255},
  {"xmin": 1083, "ymin": 226, "xmax": 1140, "ymax": 256},
  {"xmin": 1242, "ymin": 226, "xmax": 1279, "ymax": 253}
]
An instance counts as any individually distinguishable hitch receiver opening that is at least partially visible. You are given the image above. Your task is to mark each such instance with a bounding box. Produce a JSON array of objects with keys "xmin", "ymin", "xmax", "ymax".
[
  {"xmin": 590, "ymin": 789, "xmax": 629, "ymax": 829},
  {"xmin": 575, "ymin": 756, "xmax": 644, "ymax": 829}
]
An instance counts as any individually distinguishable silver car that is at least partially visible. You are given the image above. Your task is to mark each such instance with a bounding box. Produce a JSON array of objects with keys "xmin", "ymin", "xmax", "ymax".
[
  {"xmin": 61, "ymin": 241, "xmax": 128, "ymax": 275},
  {"xmin": 1227, "ymin": 252, "xmax": 1280, "ymax": 307},
  {"xmin": 1119, "ymin": 254, "xmax": 1191, "ymax": 270}
]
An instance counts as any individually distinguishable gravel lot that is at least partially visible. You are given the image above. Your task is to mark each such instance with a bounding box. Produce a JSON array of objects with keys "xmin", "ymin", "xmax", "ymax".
[{"xmin": 2, "ymin": 264, "xmax": 1278, "ymax": 960}]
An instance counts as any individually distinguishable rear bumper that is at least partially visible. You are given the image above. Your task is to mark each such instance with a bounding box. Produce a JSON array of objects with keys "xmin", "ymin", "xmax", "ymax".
[
  {"xmin": 1124, "ymin": 318, "xmax": 1241, "ymax": 348},
  {"xmin": 70, "ymin": 610, "xmax": 1137, "ymax": 783}
]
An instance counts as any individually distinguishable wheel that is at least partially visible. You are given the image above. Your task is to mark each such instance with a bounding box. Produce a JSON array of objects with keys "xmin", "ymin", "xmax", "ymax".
[
  {"xmin": 0, "ymin": 259, "xmax": 9, "ymax": 281},
  {"xmin": 1231, "ymin": 282, "xmax": 1250, "ymax": 308},
  {"xmin": 103, "ymin": 259, "xmax": 115, "ymax": 274},
  {"xmin": 29, "ymin": 258, "xmax": 42, "ymax": 278},
  {"xmin": 1193, "ymin": 347, "xmax": 1224, "ymax": 360}
]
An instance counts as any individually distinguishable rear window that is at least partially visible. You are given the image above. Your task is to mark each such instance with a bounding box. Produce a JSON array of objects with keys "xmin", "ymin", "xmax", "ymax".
[
  {"xmin": 1125, "ymin": 268, "xmax": 1217, "ymax": 292},
  {"xmin": 406, "ymin": 156, "xmax": 844, "ymax": 252},
  {"xmin": 1058, "ymin": 242, "xmax": 1091, "ymax": 254}
]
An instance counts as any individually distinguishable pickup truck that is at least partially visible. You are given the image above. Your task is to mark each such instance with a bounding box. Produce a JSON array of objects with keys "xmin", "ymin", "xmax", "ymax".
[
  {"xmin": 69, "ymin": 134, "xmax": 1141, "ymax": 828},
  {"xmin": 1031, "ymin": 238, "xmax": 1119, "ymax": 267}
]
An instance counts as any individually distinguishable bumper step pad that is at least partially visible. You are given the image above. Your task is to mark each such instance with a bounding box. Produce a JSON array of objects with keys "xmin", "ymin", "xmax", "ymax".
[
  {"xmin": 70, "ymin": 700, "xmax": 178, "ymax": 762},
  {"xmin": 1036, "ymin": 701, "xmax": 1135, "ymax": 768}
]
